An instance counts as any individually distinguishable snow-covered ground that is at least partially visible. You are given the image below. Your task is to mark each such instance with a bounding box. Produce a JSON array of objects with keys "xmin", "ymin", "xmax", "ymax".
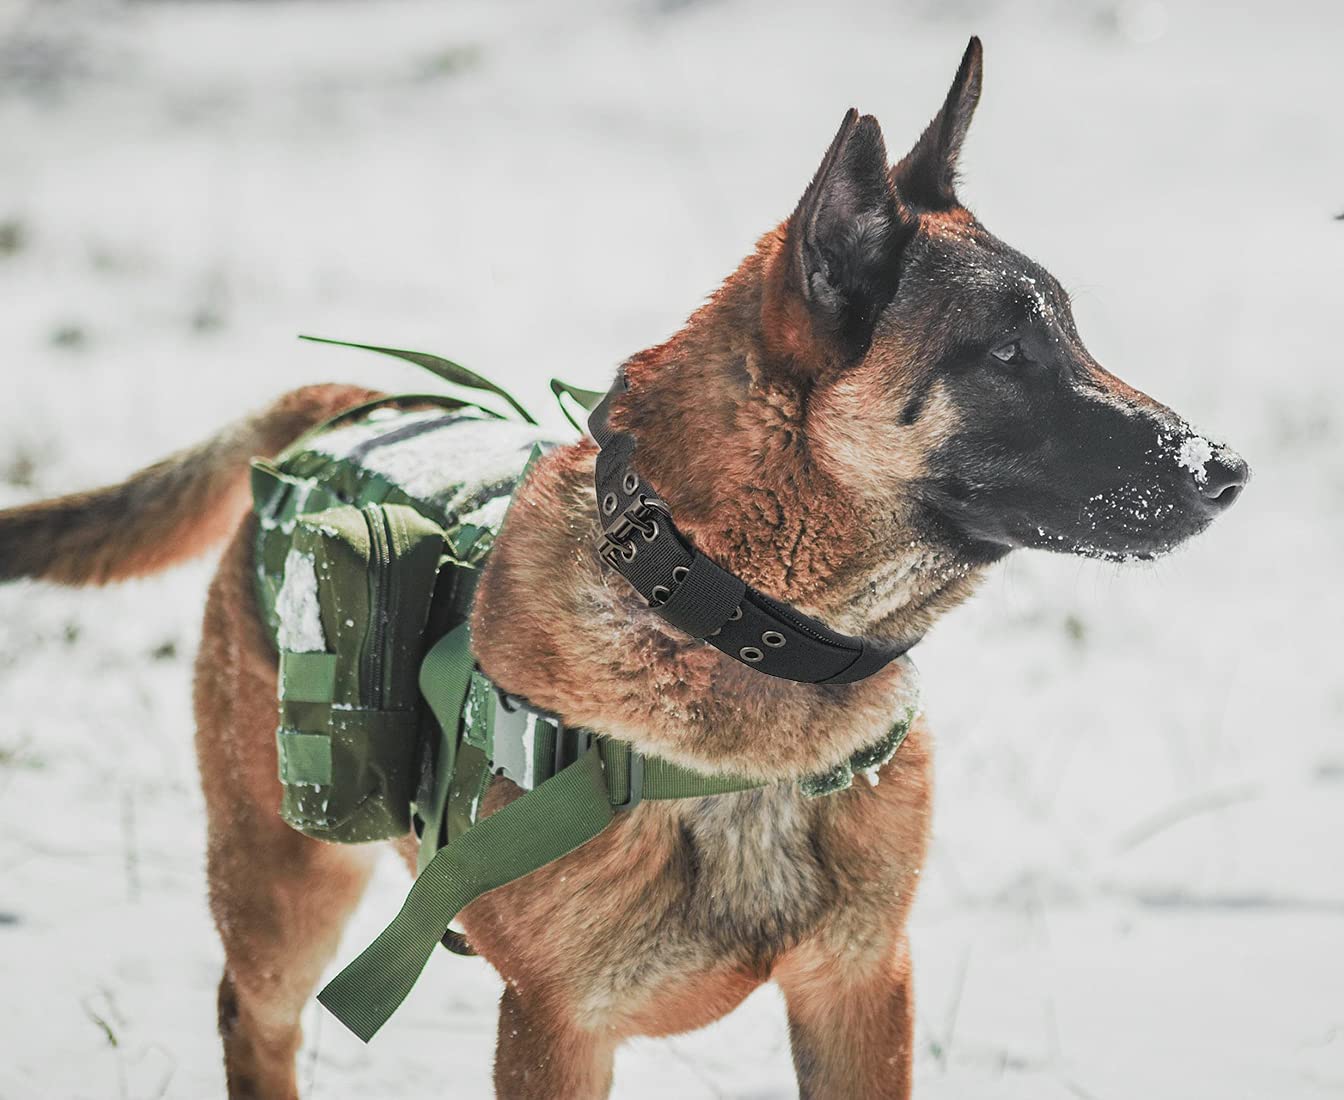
[{"xmin": 1, "ymin": 1, "xmax": 1341, "ymax": 1096}]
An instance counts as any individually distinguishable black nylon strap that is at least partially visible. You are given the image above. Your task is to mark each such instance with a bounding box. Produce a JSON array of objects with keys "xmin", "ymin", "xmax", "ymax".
[
  {"xmin": 657, "ymin": 552, "xmax": 745, "ymax": 639},
  {"xmin": 588, "ymin": 371, "xmax": 917, "ymax": 684}
]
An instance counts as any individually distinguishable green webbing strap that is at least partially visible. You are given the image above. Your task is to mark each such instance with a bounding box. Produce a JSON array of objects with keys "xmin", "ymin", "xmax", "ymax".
[
  {"xmin": 277, "ymin": 730, "xmax": 333, "ymax": 785},
  {"xmin": 598, "ymin": 740, "xmax": 766, "ymax": 803},
  {"xmin": 415, "ymin": 624, "xmax": 476, "ymax": 874},
  {"xmin": 318, "ymin": 745, "xmax": 615, "ymax": 1042},
  {"xmin": 278, "ymin": 651, "xmax": 338, "ymax": 703}
]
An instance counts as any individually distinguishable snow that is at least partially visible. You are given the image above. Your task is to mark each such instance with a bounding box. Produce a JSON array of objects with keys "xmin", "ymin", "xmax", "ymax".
[
  {"xmin": 1, "ymin": 1, "xmax": 1341, "ymax": 1098},
  {"xmin": 1176, "ymin": 433, "xmax": 1214, "ymax": 486},
  {"xmin": 276, "ymin": 548, "xmax": 328, "ymax": 654},
  {"xmin": 310, "ymin": 413, "xmax": 550, "ymax": 518}
]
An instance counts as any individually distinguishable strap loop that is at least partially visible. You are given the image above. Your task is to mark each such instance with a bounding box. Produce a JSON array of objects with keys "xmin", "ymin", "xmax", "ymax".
[{"xmin": 656, "ymin": 551, "xmax": 745, "ymax": 640}]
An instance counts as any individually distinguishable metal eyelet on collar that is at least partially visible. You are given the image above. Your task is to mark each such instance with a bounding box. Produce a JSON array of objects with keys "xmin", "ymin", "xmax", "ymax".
[
  {"xmin": 602, "ymin": 492, "xmax": 618, "ymax": 516},
  {"xmin": 620, "ymin": 541, "xmax": 637, "ymax": 562},
  {"xmin": 642, "ymin": 521, "xmax": 658, "ymax": 542},
  {"xmin": 671, "ymin": 565, "xmax": 689, "ymax": 584},
  {"xmin": 708, "ymin": 605, "xmax": 743, "ymax": 638},
  {"xmin": 622, "ymin": 471, "xmax": 639, "ymax": 494},
  {"xmin": 649, "ymin": 584, "xmax": 670, "ymax": 606},
  {"xmin": 739, "ymin": 646, "xmax": 764, "ymax": 662},
  {"xmin": 762, "ymin": 630, "xmax": 785, "ymax": 648}
]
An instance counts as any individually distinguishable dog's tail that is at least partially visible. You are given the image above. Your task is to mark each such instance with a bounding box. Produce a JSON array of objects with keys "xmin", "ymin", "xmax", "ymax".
[{"xmin": 0, "ymin": 384, "xmax": 378, "ymax": 587}]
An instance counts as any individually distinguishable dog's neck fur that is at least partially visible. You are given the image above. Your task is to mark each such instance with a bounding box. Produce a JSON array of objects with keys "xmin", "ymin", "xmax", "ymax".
[
  {"xmin": 608, "ymin": 232, "xmax": 988, "ymax": 637},
  {"xmin": 472, "ymin": 232, "xmax": 987, "ymax": 781}
]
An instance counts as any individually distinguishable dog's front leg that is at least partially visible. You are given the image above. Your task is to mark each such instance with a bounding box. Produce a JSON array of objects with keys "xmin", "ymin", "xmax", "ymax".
[
  {"xmin": 776, "ymin": 933, "xmax": 915, "ymax": 1099},
  {"xmin": 493, "ymin": 985, "xmax": 616, "ymax": 1100}
]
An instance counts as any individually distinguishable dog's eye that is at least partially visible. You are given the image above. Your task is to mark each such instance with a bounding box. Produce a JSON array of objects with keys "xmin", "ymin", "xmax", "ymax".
[{"xmin": 990, "ymin": 341, "xmax": 1023, "ymax": 364}]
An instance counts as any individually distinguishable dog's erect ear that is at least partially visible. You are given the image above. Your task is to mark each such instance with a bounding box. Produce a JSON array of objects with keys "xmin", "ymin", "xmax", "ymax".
[
  {"xmin": 891, "ymin": 36, "xmax": 983, "ymax": 210},
  {"xmin": 786, "ymin": 109, "xmax": 911, "ymax": 357}
]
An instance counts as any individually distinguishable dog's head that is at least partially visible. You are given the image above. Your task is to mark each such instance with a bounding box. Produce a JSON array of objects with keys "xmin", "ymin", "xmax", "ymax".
[
  {"xmin": 762, "ymin": 37, "xmax": 1247, "ymax": 566},
  {"xmin": 616, "ymin": 37, "xmax": 1248, "ymax": 633}
]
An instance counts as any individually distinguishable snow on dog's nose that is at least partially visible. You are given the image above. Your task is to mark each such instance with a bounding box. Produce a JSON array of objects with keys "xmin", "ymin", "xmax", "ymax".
[{"xmin": 1173, "ymin": 430, "xmax": 1250, "ymax": 511}]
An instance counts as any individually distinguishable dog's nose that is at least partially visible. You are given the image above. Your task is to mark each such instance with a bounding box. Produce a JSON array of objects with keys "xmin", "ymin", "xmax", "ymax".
[{"xmin": 1198, "ymin": 450, "xmax": 1249, "ymax": 508}]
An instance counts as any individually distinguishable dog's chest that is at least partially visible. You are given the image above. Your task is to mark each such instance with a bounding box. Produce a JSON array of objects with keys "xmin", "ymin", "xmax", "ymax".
[
  {"xmin": 667, "ymin": 785, "xmax": 835, "ymax": 954},
  {"xmin": 567, "ymin": 784, "xmax": 865, "ymax": 1028}
]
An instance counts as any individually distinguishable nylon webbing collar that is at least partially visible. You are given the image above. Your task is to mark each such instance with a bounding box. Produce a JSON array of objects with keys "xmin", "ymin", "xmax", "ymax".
[{"xmin": 588, "ymin": 372, "xmax": 918, "ymax": 684}]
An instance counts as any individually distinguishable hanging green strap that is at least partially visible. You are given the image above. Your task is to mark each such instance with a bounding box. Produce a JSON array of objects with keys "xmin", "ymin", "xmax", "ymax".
[
  {"xmin": 317, "ymin": 745, "xmax": 616, "ymax": 1042},
  {"xmin": 320, "ymin": 614, "xmax": 771, "ymax": 1042},
  {"xmin": 319, "ymin": 740, "xmax": 765, "ymax": 1042},
  {"xmin": 415, "ymin": 623, "xmax": 476, "ymax": 874}
]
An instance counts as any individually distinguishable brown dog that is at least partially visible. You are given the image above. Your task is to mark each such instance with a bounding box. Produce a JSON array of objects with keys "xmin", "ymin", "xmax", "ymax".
[{"xmin": 0, "ymin": 38, "xmax": 1247, "ymax": 1100}]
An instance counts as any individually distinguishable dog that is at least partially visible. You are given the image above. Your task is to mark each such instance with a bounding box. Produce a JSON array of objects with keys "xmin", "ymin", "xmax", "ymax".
[{"xmin": 0, "ymin": 37, "xmax": 1247, "ymax": 1099}]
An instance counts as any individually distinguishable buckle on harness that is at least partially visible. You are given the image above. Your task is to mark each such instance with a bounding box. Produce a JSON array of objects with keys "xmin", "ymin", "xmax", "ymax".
[
  {"xmin": 553, "ymin": 724, "xmax": 592, "ymax": 775},
  {"xmin": 552, "ymin": 723, "xmax": 643, "ymax": 811},
  {"xmin": 596, "ymin": 497, "xmax": 670, "ymax": 569},
  {"xmin": 609, "ymin": 749, "xmax": 644, "ymax": 812}
]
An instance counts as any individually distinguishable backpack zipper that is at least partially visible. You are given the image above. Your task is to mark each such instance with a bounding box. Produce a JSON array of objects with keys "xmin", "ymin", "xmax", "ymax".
[{"xmin": 363, "ymin": 505, "xmax": 393, "ymax": 708}]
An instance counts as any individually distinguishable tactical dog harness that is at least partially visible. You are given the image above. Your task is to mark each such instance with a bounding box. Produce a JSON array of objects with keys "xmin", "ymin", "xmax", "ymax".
[{"xmin": 253, "ymin": 340, "xmax": 920, "ymax": 1041}]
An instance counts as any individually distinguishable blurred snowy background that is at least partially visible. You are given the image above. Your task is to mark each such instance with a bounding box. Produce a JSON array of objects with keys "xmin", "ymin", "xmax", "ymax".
[{"xmin": 0, "ymin": 0, "xmax": 1341, "ymax": 1097}]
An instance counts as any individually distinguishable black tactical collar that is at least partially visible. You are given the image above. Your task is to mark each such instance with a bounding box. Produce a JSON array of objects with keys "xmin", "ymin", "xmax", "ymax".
[{"xmin": 588, "ymin": 372, "xmax": 918, "ymax": 684}]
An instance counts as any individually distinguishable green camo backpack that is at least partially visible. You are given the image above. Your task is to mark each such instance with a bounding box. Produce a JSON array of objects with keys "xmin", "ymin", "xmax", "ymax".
[
  {"xmin": 269, "ymin": 501, "xmax": 446, "ymax": 842},
  {"xmin": 250, "ymin": 341, "xmax": 556, "ymax": 845}
]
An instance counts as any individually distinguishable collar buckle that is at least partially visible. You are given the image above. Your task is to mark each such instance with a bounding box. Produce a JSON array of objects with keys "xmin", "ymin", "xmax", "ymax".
[{"xmin": 596, "ymin": 497, "xmax": 669, "ymax": 569}]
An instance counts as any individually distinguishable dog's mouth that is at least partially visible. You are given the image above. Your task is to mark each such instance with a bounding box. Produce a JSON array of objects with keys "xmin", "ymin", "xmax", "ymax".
[
  {"xmin": 1020, "ymin": 487, "xmax": 1203, "ymax": 562},
  {"xmin": 925, "ymin": 432, "xmax": 1250, "ymax": 563}
]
